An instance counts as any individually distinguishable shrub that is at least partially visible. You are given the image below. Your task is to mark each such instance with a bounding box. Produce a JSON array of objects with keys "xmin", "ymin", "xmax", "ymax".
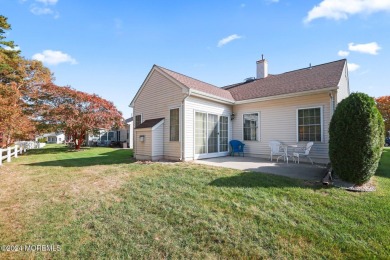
[{"xmin": 329, "ymin": 92, "xmax": 385, "ymax": 184}]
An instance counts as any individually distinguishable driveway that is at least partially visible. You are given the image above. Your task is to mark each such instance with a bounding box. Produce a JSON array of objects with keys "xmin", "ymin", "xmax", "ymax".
[{"xmin": 194, "ymin": 156, "xmax": 327, "ymax": 181}]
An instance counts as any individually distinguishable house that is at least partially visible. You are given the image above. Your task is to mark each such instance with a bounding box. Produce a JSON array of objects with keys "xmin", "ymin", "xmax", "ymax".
[
  {"xmin": 129, "ymin": 58, "xmax": 349, "ymax": 162},
  {"xmin": 85, "ymin": 118, "xmax": 133, "ymax": 148},
  {"xmin": 36, "ymin": 132, "xmax": 65, "ymax": 144}
]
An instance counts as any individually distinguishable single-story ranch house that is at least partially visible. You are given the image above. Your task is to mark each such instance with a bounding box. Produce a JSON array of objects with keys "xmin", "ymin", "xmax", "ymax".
[{"xmin": 129, "ymin": 57, "xmax": 349, "ymax": 163}]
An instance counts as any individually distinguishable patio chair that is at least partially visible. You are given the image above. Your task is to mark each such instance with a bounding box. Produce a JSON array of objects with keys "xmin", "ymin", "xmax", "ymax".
[
  {"xmin": 292, "ymin": 142, "xmax": 314, "ymax": 164},
  {"xmin": 269, "ymin": 141, "xmax": 287, "ymax": 163},
  {"xmin": 229, "ymin": 140, "xmax": 245, "ymax": 157}
]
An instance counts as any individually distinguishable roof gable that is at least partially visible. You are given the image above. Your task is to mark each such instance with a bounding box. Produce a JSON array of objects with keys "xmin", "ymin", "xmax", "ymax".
[{"xmin": 130, "ymin": 59, "xmax": 347, "ymax": 107}]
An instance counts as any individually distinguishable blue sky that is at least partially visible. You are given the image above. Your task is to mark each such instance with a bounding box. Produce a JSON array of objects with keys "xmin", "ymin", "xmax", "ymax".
[{"xmin": 2, "ymin": 0, "xmax": 389, "ymax": 118}]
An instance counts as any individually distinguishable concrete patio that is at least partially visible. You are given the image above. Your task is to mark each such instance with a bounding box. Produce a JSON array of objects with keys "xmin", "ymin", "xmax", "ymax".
[{"xmin": 194, "ymin": 156, "xmax": 328, "ymax": 181}]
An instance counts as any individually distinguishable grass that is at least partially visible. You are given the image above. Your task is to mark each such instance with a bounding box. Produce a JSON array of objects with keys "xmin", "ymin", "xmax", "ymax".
[{"xmin": 0, "ymin": 144, "xmax": 389, "ymax": 259}]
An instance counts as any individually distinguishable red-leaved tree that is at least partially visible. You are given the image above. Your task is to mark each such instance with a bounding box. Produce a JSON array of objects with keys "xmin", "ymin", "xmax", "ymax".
[
  {"xmin": 38, "ymin": 84, "xmax": 123, "ymax": 150},
  {"xmin": 376, "ymin": 96, "xmax": 390, "ymax": 137}
]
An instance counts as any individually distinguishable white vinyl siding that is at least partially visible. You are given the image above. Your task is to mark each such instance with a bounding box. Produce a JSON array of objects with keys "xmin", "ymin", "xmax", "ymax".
[
  {"xmin": 133, "ymin": 70, "xmax": 185, "ymax": 160},
  {"xmin": 232, "ymin": 92, "xmax": 331, "ymax": 160},
  {"xmin": 336, "ymin": 62, "xmax": 350, "ymax": 104}
]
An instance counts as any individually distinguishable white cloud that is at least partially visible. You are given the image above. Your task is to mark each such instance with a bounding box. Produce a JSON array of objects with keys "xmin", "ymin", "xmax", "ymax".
[
  {"xmin": 30, "ymin": 6, "xmax": 53, "ymax": 15},
  {"xmin": 30, "ymin": 0, "xmax": 59, "ymax": 17},
  {"xmin": 36, "ymin": 0, "xmax": 58, "ymax": 5},
  {"xmin": 338, "ymin": 50, "xmax": 349, "ymax": 57},
  {"xmin": 348, "ymin": 42, "xmax": 381, "ymax": 55},
  {"xmin": 3, "ymin": 46, "xmax": 21, "ymax": 51},
  {"xmin": 32, "ymin": 50, "xmax": 77, "ymax": 65},
  {"xmin": 304, "ymin": 0, "xmax": 390, "ymax": 23},
  {"xmin": 347, "ymin": 62, "xmax": 360, "ymax": 72},
  {"xmin": 217, "ymin": 34, "xmax": 242, "ymax": 47}
]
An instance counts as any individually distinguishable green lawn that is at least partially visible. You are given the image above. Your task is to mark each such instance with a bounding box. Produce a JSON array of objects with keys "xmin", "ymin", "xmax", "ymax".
[{"xmin": 1, "ymin": 145, "xmax": 389, "ymax": 259}]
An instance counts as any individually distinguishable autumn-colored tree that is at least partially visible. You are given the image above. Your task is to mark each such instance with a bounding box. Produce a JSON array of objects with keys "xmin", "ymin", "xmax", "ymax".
[
  {"xmin": 376, "ymin": 96, "xmax": 390, "ymax": 137},
  {"xmin": 38, "ymin": 84, "xmax": 123, "ymax": 150},
  {"xmin": 0, "ymin": 83, "xmax": 35, "ymax": 147},
  {"xmin": 1, "ymin": 15, "xmax": 52, "ymax": 147}
]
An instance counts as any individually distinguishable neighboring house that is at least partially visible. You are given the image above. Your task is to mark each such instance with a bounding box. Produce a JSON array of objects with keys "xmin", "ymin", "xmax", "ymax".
[
  {"xmin": 36, "ymin": 132, "xmax": 65, "ymax": 144},
  {"xmin": 129, "ymin": 58, "xmax": 349, "ymax": 162},
  {"xmin": 85, "ymin": 118, "xmax": 133, "ymax": 148}
]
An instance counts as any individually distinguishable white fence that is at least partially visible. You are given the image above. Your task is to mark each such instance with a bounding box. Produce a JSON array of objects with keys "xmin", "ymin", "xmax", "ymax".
[{"xmin": 0, "ymin": 141, "xmax": 46, "ymax": 166}]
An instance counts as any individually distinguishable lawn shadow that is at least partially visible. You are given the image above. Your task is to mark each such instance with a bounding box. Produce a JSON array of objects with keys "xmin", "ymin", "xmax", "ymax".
[
  {"xmin": 26, "ymin": 149, "xmax": 135, "ymax": 167},
  {"xmin": 209, "ymin": 171, "xmax": 326, "ymax": 190}
]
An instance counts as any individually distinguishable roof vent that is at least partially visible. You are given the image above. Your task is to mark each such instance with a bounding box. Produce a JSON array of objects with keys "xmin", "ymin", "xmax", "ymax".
[{"xmin": 244, "ymin": 77, "xmax": 255, "ymax": 83}]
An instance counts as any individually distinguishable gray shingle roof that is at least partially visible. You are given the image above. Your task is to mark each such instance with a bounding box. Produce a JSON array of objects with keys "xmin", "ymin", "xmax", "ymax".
[
  {"xmin": 225, "ymin": 59, "xmax": 346, "ymax": 101},
  {"xmin": 135, "ymin": 118, "xmax": 164, "ymax": 129},
  {"xmin": 157, "ymin": 66, "xmax": 235, "ymax": 101}
]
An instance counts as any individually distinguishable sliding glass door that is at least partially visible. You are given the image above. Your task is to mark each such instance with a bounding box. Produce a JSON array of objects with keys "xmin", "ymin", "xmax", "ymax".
[{"xmin": 195, "ymin": 112, "xmax": 229, "ymax": 156}]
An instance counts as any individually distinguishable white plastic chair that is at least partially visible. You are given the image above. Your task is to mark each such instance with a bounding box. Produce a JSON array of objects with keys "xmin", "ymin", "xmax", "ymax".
[
  {"xmin": 293, "ymin": 142, "xmax": 314, "ymax": 164},
  {"xmin": 269, "ymin": 141, "xmax": 287, "ymax": 163}
]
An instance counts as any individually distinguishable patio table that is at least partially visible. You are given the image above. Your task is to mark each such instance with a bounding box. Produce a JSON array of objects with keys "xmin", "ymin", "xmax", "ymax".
[{"xmin": 286, "ymin": 145, "xmax": 298, "ymax": 162}]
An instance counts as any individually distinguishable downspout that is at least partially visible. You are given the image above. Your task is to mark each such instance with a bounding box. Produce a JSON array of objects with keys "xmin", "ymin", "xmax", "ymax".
[{"xmin": 180, "ymin": 90, "xmax": 191, "ymax": 161}]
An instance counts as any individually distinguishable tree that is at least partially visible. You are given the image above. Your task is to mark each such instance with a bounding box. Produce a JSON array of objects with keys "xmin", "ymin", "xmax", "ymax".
[
  {"xmin": 0, "ymin": 83, "xmax": 35, "ymax": 147},
  {"xmin": 376, "ymin": 96, "xmax": 390, "ymax": 137},
  {"xmin": 37, "ymin": 84, "xmax": 123, "ymax": 150},
  {"xmin": 0, "ymin": 15, "xmax": 53, "ymax": 146},
  {"xmin": 329, "ymin": 92, "xmax": 385, "ymax": 184}
]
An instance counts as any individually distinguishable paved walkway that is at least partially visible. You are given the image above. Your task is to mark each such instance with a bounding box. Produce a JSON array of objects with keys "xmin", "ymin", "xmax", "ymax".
[{"xmin": 194, "ymin": 156, "xmax": 327, "ymax": 181}]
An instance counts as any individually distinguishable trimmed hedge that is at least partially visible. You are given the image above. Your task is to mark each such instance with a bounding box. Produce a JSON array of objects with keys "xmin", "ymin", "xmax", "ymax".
[{"xmin": 329, "ymin": 92, "xmax": 384, "ymax": 184}]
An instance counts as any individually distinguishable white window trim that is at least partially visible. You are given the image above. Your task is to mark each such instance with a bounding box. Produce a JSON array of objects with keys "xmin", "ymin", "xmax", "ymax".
[
  {"xmin": 296, "ymin": 106, "xmax": 323, "ymax": 143},
  {"xmin": 242, "ymin": 112, "xmax": 261, "ymax": 142},
  {"xmin": 169, "ymin": 107, "xmax": 181, "ymax": 142}
]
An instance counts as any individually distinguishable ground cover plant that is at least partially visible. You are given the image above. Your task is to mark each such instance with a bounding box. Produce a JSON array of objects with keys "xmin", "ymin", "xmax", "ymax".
[{"xmin": 0, "ymin": 145, "xmax": 389, "ymax": 259}]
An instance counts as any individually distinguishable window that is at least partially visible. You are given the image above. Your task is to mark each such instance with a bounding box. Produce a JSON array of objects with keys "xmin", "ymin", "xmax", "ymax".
[
  {"xmin": 170, "ymin": 108, "xmax": 179, "ymax": 141},
  {"xmin": 135, "ymin": 115, "xmax": 142, "ymax": 128},
  {"xmin": 243, "ymin": 113, "xmax": 259, "ymax": 141},
  {"xmin": 297, "ymin": 107, "xmax": 322, "ymax": 142}
]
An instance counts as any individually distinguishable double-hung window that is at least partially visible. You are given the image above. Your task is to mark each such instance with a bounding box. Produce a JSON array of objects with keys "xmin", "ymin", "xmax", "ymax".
[
  {"xmin": 170, "ymin": 108, "xmax": 179, "ymax": 141},
  {"xmin": 297, "ymin": 107, "xmax": 322, "ymax": 142},
  {"xmin": 243, "ymin": 113, "xmax": 259, "ymax": 141}
]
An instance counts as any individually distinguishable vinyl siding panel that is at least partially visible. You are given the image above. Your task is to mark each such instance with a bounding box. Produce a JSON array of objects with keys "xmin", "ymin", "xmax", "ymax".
[
  {"xmin": 184, "ymin": 96, "xmax": 233, "ymax": 160},
  {"xmin": 133, "ymin": 70, "xmax": 185, "ymax": 160},
  {"xmin": 336, "ymin": 63, "xmax": 350, "ymax": 104},
  {"xmin": 152, "ymin": 123, "xmax": 164, "ymax": 159},
  {"xmin": 232, "ymin": 93, "xmax": 331, "ymax": 161},
  {"xmin": 134, "ymin": 129, "xmax": 152, "ymax": 160}
]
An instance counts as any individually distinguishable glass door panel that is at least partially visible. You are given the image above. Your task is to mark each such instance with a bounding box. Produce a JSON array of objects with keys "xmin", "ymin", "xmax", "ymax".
[
  {"xmin": 207, "ymin": 114, "xmax": 218, "ymax": 153},
  {"xmin": 195, "ymin": 112, "xmax": 207, "ymax": 154},
  {"xmin": 219, "ymin": 116, "xmax": 228, "ymax": 152}
]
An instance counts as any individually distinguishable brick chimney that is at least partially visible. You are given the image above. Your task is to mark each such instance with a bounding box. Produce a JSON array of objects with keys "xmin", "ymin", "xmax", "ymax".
[{"xmin": 256, "ymin": 55, "xmax": 268, "ymax": 79}]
